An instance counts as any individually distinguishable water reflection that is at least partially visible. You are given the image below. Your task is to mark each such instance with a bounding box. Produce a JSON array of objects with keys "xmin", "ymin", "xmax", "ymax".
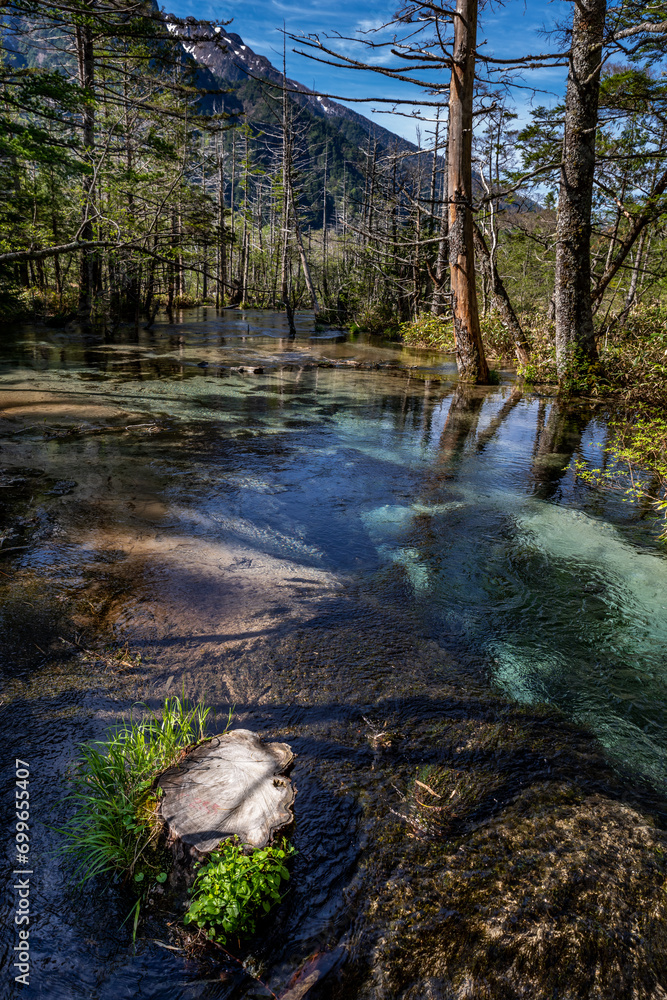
[{"xmin": 1, "ymin": 309, "xmax": 666, "ymax": 997}]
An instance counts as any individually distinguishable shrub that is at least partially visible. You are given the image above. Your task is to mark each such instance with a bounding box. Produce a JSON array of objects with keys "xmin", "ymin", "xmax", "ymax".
[
  {"xmin": 480, "ymin": 310, "xmax": 517, "ymax": 360},
  {"xmin": 62, "ymin": 696, "xmax": 215, "ymax": 884},
  {"xmin": 399, "ymin": 313, "xmax": 454, "ymax": 350},
  {"xmin": 184, "ymin": 839, "xmax": 295, "ymax": 944},
  {"xmin": 570, "ymin": 408, "xmax": 667, "ymax": 537},
  {"xmin": 354, "ymin": 301, "xmax": 400, "ymax": 336}
]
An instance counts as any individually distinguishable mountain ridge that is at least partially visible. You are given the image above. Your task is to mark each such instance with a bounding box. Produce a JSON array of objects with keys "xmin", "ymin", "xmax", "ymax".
[{"xmin": 172, "ymin": 19, "xmax": 421, "ymax": 157}]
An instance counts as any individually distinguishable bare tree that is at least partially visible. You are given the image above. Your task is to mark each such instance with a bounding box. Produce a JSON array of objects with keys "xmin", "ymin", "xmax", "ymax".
[{"xmin": 447, "ymin": 0, "xmax": 488, "ymax": 382}]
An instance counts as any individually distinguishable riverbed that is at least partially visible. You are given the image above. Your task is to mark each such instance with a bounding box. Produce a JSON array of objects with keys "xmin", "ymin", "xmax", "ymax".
[{"xmin": 1, "ymin": 308, "xmax": 666, "ymax": 999}]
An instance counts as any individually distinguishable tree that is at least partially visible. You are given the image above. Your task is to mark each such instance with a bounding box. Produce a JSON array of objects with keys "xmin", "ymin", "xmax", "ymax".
[
  {"xmin": 554, "ymin": 0, "xmax": 607, "ymax": 377},
  {"xmin": 290, "ymin": 1, "xmax": 492, "ymax": 383},
  {"xmin": 447, "ymin": 0, "xmax": 489, "ymax": 382}
]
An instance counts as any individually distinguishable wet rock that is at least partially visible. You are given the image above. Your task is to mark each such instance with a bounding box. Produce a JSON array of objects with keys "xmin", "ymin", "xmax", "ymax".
[
  {"xmin": 159, "ymin": 729, "xmax": 295, "ymax": 859},
  {"xmin": 48, "ymin": 479, "xmax": 77, "ymax": 496}
]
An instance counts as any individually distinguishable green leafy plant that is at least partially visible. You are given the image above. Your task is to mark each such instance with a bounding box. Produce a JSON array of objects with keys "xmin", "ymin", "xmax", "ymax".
[
  {"xmin": 184, "ymin": 838, "xmax": 295, "ymax": 944},
  {"xmin": 61, "ymin": 696, "xmax": 221, "ymax": 884},
  {"xmin": 480, "ymin": 310, "xmax": 517, "ymax": 360},
  {"xmin": 399, "ymin": 313, "xmax": 455, "ymax": 350},
  {"xmin": 569, "ymin": 409, "xmax": 667, "ymax": 538}
]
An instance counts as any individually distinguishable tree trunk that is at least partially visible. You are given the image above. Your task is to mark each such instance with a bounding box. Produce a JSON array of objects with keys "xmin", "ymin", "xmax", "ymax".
[
  {"xmin": 617, "ymin": 227, "xmax": 648, "ymax": 326},
  {"xmin": 473, "ymin": 223, "xmax": 530, "ymax": 364},
  {"xmin": 591, "ymin": 164, "xmax": 667, "ymax": 308},
  {"xmin": 448, "ymin": 0, "xmax": 488, "ymax": 383},
  {"xmin": 280, "ymin": 49, "xmax": 290, "ymax": 311},
  {"xmin": 554, "ymin": 0, "xmax": 606, "ymax": 378},
  {"xmin": 289, "ymin": 178, "xmax": 320, "ymax": 316},
  {"xmin": 76, "ymin": 19, "xmax": 95, "ymax": 326},
  {"xmin": 322, "ymin": 140, "xmax": 328, "ymax": 299},
  {"xmin": 217, "ymin": 137, "xmax": 226, "ymax": 308},
  {"xmin": 432, "ymin": 121, "xmax": 449, "ymax": 315}
]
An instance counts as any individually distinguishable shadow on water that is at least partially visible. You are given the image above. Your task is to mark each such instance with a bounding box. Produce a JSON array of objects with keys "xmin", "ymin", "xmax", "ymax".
[{"xmin": 1, "ymin": 309, "xmax": 667, "ymax": 999}]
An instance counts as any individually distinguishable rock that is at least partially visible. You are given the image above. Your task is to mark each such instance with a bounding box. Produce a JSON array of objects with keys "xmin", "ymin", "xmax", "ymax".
[{"xmin": 158, "ymin": 729, "xmax": 295, "ymax": 855}]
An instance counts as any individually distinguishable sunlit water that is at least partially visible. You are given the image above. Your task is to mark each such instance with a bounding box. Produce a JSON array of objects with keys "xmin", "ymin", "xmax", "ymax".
[{"xmin": 1, "ymin": 307, "xmax": 666, "ymax": 998}]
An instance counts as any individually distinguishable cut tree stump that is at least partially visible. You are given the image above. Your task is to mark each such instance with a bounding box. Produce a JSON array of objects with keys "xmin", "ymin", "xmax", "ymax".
[{"xmin": 158, "ymin": 729, "xmax": 295, "ymax": 855}]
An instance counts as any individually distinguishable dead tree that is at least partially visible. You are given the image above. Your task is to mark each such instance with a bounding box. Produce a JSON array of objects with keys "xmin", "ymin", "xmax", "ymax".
[
  {"xmin": 473, "ymin": 223, "xmax": 530, "ymax": 364},
  {"xmin": 447, "ymin": 0, "xmax": 489, "ymax": 382}
]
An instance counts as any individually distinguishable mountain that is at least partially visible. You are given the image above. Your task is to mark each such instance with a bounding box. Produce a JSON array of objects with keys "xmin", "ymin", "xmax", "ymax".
[
  {"xmin": 171, "ymin": 18, "xmax": 436, "ymax": 227},
  {"xmin": 173, "ymin": 21, "xmax": 418, "ymax": 155},
  {"xmin": 174, "ymin": 21, "xmax": 537, "ymax": 221}
]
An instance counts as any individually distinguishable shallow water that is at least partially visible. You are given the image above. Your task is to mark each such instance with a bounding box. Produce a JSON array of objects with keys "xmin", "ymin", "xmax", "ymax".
[{"xmin": 1, "ymin": 307, "xmax": 666, "ymax": 998}]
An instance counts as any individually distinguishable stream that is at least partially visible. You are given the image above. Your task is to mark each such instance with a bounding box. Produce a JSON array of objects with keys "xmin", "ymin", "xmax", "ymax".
[{"xmin": 1, "ymin": 307, "xmax": 667, "ymax": 999}]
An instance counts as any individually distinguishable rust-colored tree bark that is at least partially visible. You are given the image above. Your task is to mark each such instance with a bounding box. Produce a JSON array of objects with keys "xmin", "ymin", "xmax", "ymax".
[{"xmin": 448, "ymin": 0, "xmax": 489, "ymax": 383}]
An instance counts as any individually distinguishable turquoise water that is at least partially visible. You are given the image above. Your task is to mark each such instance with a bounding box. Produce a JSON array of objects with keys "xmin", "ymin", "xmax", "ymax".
[
  {"xmin": 1, "ymin": 310, "xmax": 665, "ymax": 789},
  {"xmin": 1, "ymin": 307, "xmax": 666, "ymax": 998}
]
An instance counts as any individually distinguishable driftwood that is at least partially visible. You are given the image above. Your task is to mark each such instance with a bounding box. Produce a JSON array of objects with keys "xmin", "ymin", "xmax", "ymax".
[
  {"xmin": 159, "ymin": 729, "xmax": 295, "ymax": 855},
  {"xmin": 279, "ymin": 945, "xmax": 347, "ymax": 1000}
]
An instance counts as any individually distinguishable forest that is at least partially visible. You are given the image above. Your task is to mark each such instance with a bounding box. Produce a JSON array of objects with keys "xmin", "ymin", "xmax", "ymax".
[
  {"xmin": 1, "ymin": 1, "xmax": 666, "ymax": 378},
  {"xmin": 2, "ymin": 2, "xmax": 667, "ymax": 999}
]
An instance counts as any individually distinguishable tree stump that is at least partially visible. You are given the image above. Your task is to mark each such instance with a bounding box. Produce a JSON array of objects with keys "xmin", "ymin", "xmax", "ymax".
[{"xmin": 158, "ymin": 730, "xmax": 295, "ymax": 858}]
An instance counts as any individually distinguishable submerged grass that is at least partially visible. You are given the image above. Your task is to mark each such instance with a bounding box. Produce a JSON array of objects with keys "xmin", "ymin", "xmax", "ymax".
[{"xmin": 61, "ymin": 696, "xmax": 217, "ymax": 885}]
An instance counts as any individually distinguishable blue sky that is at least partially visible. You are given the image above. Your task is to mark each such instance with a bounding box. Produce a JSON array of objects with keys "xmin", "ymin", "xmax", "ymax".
[{"xmin": 166, "ymin": 0, "xmax": 571, "ymax": 142}]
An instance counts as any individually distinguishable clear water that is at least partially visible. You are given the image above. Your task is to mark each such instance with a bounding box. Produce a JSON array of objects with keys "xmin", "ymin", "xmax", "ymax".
[{"xmin": 1, "ymin": 307, "xmax": 666, "ymax": 998}]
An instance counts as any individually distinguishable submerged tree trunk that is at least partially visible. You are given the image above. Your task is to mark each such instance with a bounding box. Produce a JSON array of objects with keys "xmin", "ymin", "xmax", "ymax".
[
  {"xmin": 160, "ymin": 730, "xmax": 295, "ymax": 856},
  {"xmin": 448, "ymin": 0, "xmax": 489, "ymax": 383},
  {"xmin": 554, "ymin": 0, "xmax": 606, "ymax": 378}
]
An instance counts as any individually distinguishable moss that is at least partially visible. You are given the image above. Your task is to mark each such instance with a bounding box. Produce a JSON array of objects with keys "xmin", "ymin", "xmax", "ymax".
[
  {"xmin": 327, "ymin": 696, "xmax": 667, "ymax": 1000},
  {"xmin": 356, "ymin": 782, "xmax": 667, "ymax": 999}
]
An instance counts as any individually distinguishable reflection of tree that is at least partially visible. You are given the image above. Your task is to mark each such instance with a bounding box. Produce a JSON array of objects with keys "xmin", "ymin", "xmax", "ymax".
[
  {"xmin": 437, "ymin": 385, "xmax": 486, "ymax": 467},
  {"xmin": 476, "ymin": 387, "xmax": 523, "ymax": 453},
  {"xmin": 418, "ymin": 385, "xmax": 529, "ymax": 500},
  {"xmin": 414, "ymin": 384, "xmax": 486, "ymax": 503},
  {"xmin": 419, "ymin": 380, "xmax": 441, "ymax": 447},
  {"xmin": 531, "ymin": 401, "xmax": 592, "ymax": 500}
]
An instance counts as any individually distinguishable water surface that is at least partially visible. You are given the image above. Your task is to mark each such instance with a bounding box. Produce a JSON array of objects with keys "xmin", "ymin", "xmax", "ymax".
[{"xmin": 1, "ymin": 307, "xmax": 666, "ymax": 998}]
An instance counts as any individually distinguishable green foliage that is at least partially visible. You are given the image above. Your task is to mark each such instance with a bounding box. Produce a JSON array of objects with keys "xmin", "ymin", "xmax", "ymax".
[
  {"xmin": 571, "ymin": 409, "xmax": 667, "ymax": 538},
  {"xmin": 184, "ymin": 838, "xmax": 295, "ymax": 943},
  {"xmin": 399, "ymin": 313, "xmax": 455, "ymax": 350},
  {"xmin": 480, "ymin": 310, "xmax": 517, "ymax": 359},
  {"xmin": 597, "ymin": 305, "xmax": 667, "ymax": 408},
  {"xmin": 516, "ymin": 323, "xmax": 557, "ymax": 384},
  {"xmin": 354, "ymin": 301, "xmax": 401, "ymax": 336},
  {"xmin": 62, "ymin": 696, "xmax": 217, "ymax": 884}
]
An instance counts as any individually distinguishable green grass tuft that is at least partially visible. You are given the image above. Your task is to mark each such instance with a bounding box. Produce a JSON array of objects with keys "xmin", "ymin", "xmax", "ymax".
[{"xmin": 61, "ymin": 696, "xmax": 219, "ymax": 885}]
